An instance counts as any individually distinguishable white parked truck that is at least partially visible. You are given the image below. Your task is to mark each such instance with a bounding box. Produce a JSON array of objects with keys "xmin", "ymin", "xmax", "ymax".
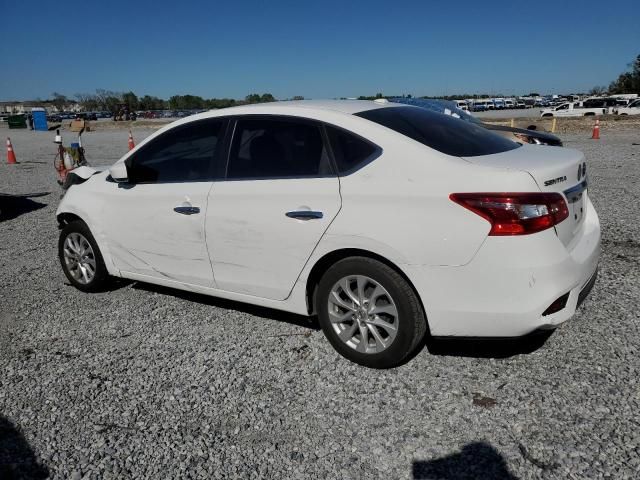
[
  {"xmin": 615, "ymin": 98, "xmax": 640, "ymax": 115},
  {"xmin": 540, "ymin": 102, "xmax": 606, "ymax": 117}
]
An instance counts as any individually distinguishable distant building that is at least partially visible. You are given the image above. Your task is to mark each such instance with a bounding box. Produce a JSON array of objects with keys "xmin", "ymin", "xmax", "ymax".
[{"xmin": 0, "ymin": 101, "xmax": 81, "ymax": 114}]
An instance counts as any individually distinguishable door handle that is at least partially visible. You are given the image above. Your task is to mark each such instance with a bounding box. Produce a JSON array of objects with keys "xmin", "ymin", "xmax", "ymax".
[
  {"xmin": 285, "ymin": 210, "xmax": 323, "ymax": 220},
  {"xmin": 174, "ymin": 206, "xmax": 200, "ymax": 215}
]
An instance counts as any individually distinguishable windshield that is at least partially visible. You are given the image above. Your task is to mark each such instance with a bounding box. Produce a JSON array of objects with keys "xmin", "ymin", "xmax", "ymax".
[{"xmin": 356, "ymin": 106, "xmax": 520, "ymax": 157}]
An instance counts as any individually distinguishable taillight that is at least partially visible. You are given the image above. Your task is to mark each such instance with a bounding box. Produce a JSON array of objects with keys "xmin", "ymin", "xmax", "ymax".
[{"xmin": 449, "ymin": 192, "xmax": 569, "ymax": 236}]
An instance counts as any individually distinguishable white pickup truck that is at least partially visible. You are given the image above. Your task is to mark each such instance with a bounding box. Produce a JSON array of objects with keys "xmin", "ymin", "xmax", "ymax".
[
  {"xmin": 540, "ymin": 102, "xmax": 606, "ymax": 117},
  {"xmin": 615, "ymin": 98, "xmax": 640, "ymax": 115}
]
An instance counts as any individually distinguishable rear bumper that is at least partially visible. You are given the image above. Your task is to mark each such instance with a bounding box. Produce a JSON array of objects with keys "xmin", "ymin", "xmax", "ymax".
[{"xmin": 404, "ymin": 197, "xmax": 601, "ymax": 337}]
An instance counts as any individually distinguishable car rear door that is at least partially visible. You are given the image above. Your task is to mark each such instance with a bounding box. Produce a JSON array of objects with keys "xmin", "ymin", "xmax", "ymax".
[
  {"xmin": 205, "ymin": 116, "xmax": 341, "ymax": 300},
  {"xmin": 103, "ymin": 118, "xmax": 227, "ymax": 286}
]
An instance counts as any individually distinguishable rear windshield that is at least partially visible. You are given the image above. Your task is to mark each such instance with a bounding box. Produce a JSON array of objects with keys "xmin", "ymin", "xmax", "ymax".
[{"xmin": 355, "ymin": 106, "xmax": 520, "ymax": 157}]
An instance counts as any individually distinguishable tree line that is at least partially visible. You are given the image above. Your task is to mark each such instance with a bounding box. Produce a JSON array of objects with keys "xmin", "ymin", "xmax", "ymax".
[
  {"xmin": 45, "ymin": 53, "xmax": 639, "ymax": 114},
  {"xmin": 49, "ymin": 90, "xmax": 278, "ymax": 113}
]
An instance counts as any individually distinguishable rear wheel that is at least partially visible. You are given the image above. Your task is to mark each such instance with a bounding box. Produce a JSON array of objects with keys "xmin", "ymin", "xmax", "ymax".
[
  {"xmin": 58, "ymin": 221, "xmax": 109, "ymax": 292},
  {"xmin": 316, "ymin": 257, "xmax": 427, "ymax": 368}
]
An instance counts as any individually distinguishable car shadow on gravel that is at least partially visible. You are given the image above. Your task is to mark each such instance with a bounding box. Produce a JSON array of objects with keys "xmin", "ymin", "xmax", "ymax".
[
  {"xmin": 132, "ymin": 283, "xmax": 321, "ymax": 331},
  {"xmin": 425, "ymin": 330, "xmax": 554, "ymax": 359},
  {"xmin": 0, "ymin": 415, "xmax": 49, "ymax": 480},
  {"xmin": 0, "ymin": 192, "xmax": 50, "ymax": 222},
  {"xmin": 413, "ymin": 441, "xmax": 518, "ymax": 479}
]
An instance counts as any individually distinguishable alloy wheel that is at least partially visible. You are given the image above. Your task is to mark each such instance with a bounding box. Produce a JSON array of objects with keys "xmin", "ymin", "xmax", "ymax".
[
  {"xmin": 63, "ymin": 232, "xmax": 97, "ymax": 285},
  {"xmin": 327, "ymin": 275, "xmax": 399, "ymax": 354}
]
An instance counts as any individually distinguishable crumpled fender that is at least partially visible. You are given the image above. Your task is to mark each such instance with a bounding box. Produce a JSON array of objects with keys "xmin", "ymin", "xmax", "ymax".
[{"xmin": 62, "ymin": 165, "xmax": 108, "ymax": 189}]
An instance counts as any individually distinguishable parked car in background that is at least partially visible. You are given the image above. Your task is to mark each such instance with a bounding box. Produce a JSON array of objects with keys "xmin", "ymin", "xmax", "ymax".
[
  {"xmin": 504, "ymin": 99, "xmax": 515, "ymax": 109},
  {"xmin": 541, "ymin": 103, "xmax": 606, "ymax": 117},
  {"xmin": 581, "ymin": 97, "xmax": 619, "ymax": 111},
  {"xmin": 454, "ymin": 100, "xmax": 468, "ymax": 110},
  {"xmin": 47, "ymin": 114, "xmax": 62, "ymax": 122},
  {"xmin": 472, "ymin": 100, "xmax": 492, "ymax": 112},
  {"xmin": 615, "ymin": 98, "xmax": 640, "ymax": 115},
  {"xmin": 76, "ymin": 112, "xmax": 98, "ymax": 121},
  {"xmin": 516, "ymin": 100, "xmax": 526, "ymax": 109},
  {"xmin": 493, "ymin": 98, "xmax": 506, "ymax": 109},
  {"xmin": 390, "ymin": 97, "xmax": 563, "ymax": 146},
  {"xmin": 56, "ymin": 100, "xmax": 599, "ymax": 368}
]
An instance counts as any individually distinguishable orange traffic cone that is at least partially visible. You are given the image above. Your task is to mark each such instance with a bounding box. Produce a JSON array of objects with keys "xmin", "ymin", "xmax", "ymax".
[
  {"xmin": 6, "ymin": 137, "xmax": 17, "ymax": 164},
  {"xmin": 128, "ymin": 130, "xmax": 135, "ymax": 150},
  {"xmin": 591, "ymin": 119, "xmax": 600, "ymax": 140}
]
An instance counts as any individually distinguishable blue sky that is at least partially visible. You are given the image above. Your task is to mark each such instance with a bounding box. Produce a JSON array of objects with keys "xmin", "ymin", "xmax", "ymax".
[{"xmin": 1, "ymin": 0, "xmax": 639, "ymax": 101}]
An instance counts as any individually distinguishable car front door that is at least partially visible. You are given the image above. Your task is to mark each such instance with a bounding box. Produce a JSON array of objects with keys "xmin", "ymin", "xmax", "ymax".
[
  {"xmin": 103, "ymin": 118, "xmax": 227, "ymax": 287},
  {"xmin": 206, "ymin": 116, "xmax": 341, "ymax": 300}
]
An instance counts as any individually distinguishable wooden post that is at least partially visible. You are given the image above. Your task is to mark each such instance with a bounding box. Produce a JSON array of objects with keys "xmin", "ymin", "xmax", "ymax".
[{"xmin": 551, "ymin": 117, "xmax": 557, "ymax": 133}]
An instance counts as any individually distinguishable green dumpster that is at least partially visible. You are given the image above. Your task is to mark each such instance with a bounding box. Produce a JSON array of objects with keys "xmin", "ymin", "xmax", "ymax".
[{"xmin": 8, "ymin": 115, "xmax": 27, "ymax": 129}]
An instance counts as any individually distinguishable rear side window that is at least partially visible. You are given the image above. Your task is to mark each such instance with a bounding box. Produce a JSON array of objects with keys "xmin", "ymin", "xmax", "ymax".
[
  {"xmin": 129, "ymin": 119, "xmax": 225, "ymax": 183},
  {"xmin": 326, "ymin": 126, "xmax": 378, "ymax": 174},
  {"xmin": 355, "ymin": 106, "xmax": 519, "ymax": 157},
  {"xmin": 227, "ymin": 118, "xmax": 333, "ymax": 179}
]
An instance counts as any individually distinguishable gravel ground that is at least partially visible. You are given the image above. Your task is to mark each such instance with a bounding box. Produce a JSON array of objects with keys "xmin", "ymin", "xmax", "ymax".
[{"xmin": 1, "ymin": 126, "xmax": 639, "ymax": 479}]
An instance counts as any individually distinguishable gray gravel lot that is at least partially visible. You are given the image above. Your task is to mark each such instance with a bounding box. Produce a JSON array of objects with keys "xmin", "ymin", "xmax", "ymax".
[{"xmin": 1, "ymin": 126, "xmax": 639, "ymax": 479}]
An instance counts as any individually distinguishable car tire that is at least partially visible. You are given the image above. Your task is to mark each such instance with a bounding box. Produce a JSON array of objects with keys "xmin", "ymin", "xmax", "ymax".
[
  {"xmin": 316, "ymin": 257, "xmax": 427, "ymax": 368},
  {"xmin": 58, "ymin": 220, "xmax": 110, "ymax": 292}
]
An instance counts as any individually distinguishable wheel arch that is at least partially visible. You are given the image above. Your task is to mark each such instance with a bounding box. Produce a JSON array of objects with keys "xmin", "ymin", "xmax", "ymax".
[
  {"xmin": 305, "ymin": 248, "xmax": 427, "ymax": 321},
  {"xmin": 56, "ymin": 209, "xmax": 118, "ymax": 276},
  {"xmin": 57, "ymin": 211, "xmax": 85, "ymax": 227}
]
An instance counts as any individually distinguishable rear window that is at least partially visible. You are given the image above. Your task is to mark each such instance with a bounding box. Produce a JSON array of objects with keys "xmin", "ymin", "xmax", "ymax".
[
  {"xmin": 356, "ymin": 106, "xmax": 519, "ymax": 157},
  {"xmin": 326, "ymin": 126, "xmax": 378, "ymax": 174}
]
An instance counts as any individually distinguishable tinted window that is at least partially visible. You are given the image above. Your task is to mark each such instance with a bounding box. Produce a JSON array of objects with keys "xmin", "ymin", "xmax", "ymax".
[
  {"xmin": 129, "ymin": 119, "xmax": 224, "ymax": 183},
  {"xmin": 227, "ymin": 118, "xmax": 333, "ymax": 179},
  {"xmin": 326, "ymin": 126, "xmax": 378, "ymax": 174},
  {"xmin": 356, "ymin": 106, "xmax": 519, "ymax": 157}
]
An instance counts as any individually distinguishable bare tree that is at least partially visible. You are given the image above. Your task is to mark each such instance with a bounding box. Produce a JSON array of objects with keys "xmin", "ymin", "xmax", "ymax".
[{"xmin": 51, "ymin": 92, "xmax": 68, "ymax": 112}]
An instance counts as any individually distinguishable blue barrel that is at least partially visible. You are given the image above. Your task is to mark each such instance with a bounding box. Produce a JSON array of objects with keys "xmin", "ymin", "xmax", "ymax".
[{"xmin": 32, "ymin": 108, "xmax": 48, "ymax": 131}]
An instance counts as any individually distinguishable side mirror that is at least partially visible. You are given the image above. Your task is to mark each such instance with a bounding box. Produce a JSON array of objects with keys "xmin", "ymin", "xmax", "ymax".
[{"xmin": 109, "ymin": 162, "xmax": 129, "ymax": 182}]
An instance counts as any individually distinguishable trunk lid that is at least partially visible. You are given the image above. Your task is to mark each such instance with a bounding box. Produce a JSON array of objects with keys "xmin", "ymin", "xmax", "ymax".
[{"xmin": 462, "ymin": 145, "xmax": 588, "ymax": 248}]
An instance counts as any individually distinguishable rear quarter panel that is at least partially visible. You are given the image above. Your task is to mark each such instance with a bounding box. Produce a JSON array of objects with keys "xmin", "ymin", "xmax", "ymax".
[{"xmin": 322, "ymin": 129, "xmax": 541, "ymax": 268}]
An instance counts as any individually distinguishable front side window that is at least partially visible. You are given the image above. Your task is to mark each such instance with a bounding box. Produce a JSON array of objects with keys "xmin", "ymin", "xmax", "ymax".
[
  {"xmin": 227, "ymin": 118, "xmax": 333, "ymax": 179},
  {"xmin": 356, "ymin": 106, "xmax": 519, "ymax": 157},
  {"xmin": 128, "ymin": 119, "xmax": 225, "ymax": 183}
]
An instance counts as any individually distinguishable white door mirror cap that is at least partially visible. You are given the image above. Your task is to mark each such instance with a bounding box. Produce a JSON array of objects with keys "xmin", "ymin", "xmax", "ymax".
[{"xmin": 109, "ymin": 162, "xmax": 129, "ymax": 182}]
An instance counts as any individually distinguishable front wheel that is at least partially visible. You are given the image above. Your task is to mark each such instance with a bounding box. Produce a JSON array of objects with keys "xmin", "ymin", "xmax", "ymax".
[
  {"xmin": 316, "ymin": 257, "xmax": 427, "ymax": 368},
  {"xmin": 58, "ymin": 220, "xmax": 110, "ymax": 292}
]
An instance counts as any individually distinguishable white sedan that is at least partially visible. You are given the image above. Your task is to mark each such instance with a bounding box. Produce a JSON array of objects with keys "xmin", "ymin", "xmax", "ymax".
[{"xmin": 57, "ymin": 100, "xmax": 601, "ymax": 368}]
